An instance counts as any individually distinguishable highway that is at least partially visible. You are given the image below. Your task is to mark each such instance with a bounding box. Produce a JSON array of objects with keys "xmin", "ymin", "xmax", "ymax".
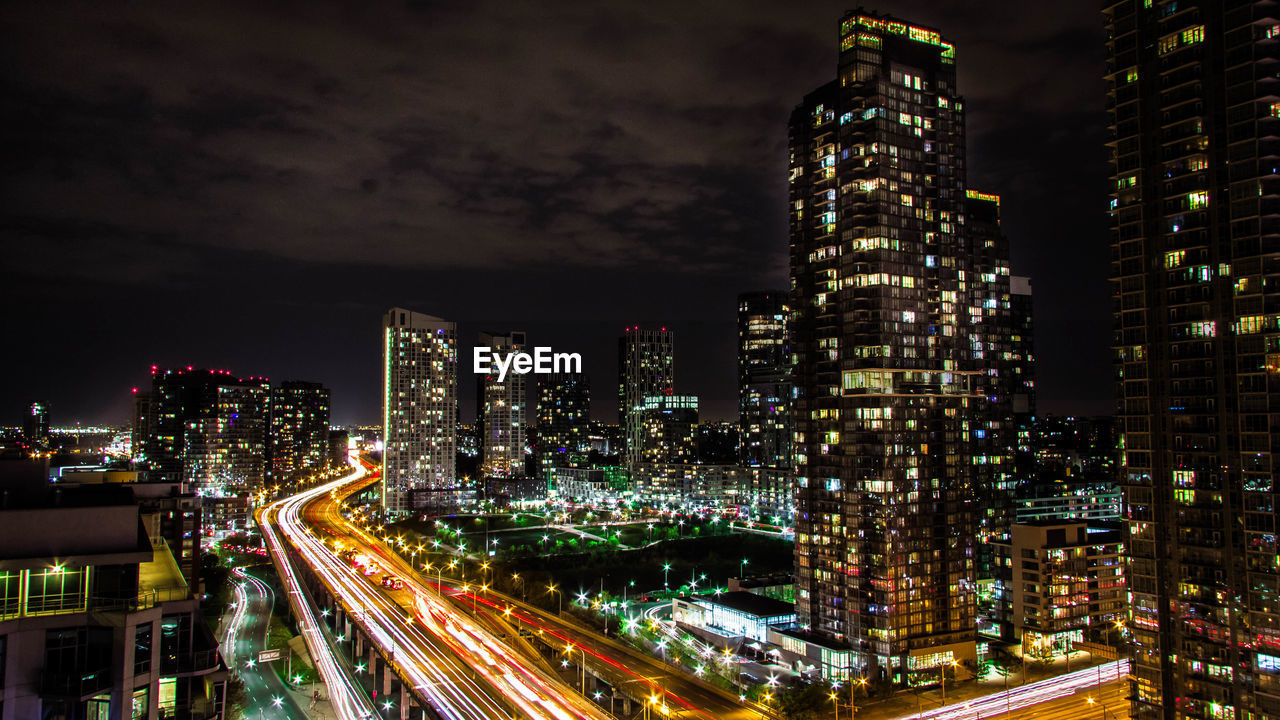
[
  {"xmin": 264, "ymin": 460, "xmax": 610, "ymax": 720},
  {"xmin": 259, "ymin": 485, "xmax": 380, "ymax": 720},
  {"xmin": 311, "ymin": 467, "xmax": 770, "ymax": 720}
]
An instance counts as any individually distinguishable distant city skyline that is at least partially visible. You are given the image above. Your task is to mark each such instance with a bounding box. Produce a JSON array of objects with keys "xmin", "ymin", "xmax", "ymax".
[{"xmin": 2, "ymin": 1, "xmax": 1112, "ymax": 428}]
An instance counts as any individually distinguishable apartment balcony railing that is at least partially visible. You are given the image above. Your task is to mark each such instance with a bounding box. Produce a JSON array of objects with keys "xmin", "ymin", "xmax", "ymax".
[{"xmin": 38, "ymin": 666, "xmax": 112, "ymax": 699}]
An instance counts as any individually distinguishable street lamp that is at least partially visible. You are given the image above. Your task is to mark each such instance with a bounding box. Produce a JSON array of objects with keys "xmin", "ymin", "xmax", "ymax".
[
  {"xmin": 740, "ymin": 557, "xmax": 749, "ymax": 579},
  {"xmin": 853, "ymin": 677, "xmax": 867, "ymax": 718},
  {"xmin": 547, "ymin": 583, "xmax": 562, "ymax": 615},
  {"xmin": 564, "ymin": 643, "xmax": 587, "ymax": 692},
  {"xmin": 940, "ymin": 660, "xmax": 959, "ymax": 704},
  {"xmin": 663, "ymin": 563, "xmax": 672, "ymax": 588},
  {"xmin": 1087, "ymin": 696, "xmax": 1111, "ymax": 719}
]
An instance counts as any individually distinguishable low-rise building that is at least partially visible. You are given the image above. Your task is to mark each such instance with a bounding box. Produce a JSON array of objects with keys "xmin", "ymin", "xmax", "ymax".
[
  {"xmin": 672, "ymin": 591, "xmax": 796, "ymax": 643},
  {"xmin": 727, "ymin": 574, "xmax": 795, "ymax": 603},
  {"xmin": 551, "ymin": 467, "xmax": 629, "ymax": 506},
  {"xmin": 1010, "ymin": 520, "xmax": 1126, "ymax": 655},
  {"xmin": 0, "ymin": 468, "xmax": 225, "ymax": 720}
]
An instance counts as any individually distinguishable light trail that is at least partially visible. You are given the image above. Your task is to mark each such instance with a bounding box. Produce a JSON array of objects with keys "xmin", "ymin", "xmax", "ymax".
[
  {"xmin": 265, "ymin": 461, "xmax": 611, "ymax": 720},
  {"xmin": 438, "ymin": 583, "xmax": 725, "ymax": 720},
  {"xmin": 222, "ymin": 566, "xmax": 276, "ymax": 665},
  {"xmin": 320, "ymin": 472, "xmax": 611, "ymax": 720},
  {"xmin": 260, "ymin": 473, "xmax": 378, "ymax": 720},
  {"xmin": 221, "ymin": 571, "xmax": 251, "ymax": 666},
  {"xmin": 897, "ymin": 660, "xmax": 1131, "ymax": 720}
]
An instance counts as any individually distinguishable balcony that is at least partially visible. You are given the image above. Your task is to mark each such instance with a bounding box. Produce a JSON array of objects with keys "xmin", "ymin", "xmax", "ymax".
[
  {"xmin": 39, "ymin": 666, "xmax": 112, "ymax": 699},
  {"xmin": 160, "ymin": 648, "xmax": 221, "ymax": 676}
]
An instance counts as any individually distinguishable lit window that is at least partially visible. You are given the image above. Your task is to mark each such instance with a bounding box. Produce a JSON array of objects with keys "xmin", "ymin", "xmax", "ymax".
[
  {"xmin": 1235, "ymin": 316, "xmax": 1265, "ymax": 335},
  {"xmin": 1188, "ymin": 191, "xmax": 1209, "ymax": 209}
]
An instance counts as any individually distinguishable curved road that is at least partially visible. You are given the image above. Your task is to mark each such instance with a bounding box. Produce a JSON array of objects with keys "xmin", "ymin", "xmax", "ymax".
[{"xmin": 220, "ymin": 566, "xmax": 310, "ymax": 719}]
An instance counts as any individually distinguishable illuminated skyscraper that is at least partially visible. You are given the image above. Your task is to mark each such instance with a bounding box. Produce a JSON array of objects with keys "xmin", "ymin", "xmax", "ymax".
[
  {"xmin": 382, "ymin": 308, "xmax": 457, "ymax": 515},
  {"xmin": 22, "ymin": 401, "xmax": 49, "ymax": 447},
  {"xmin": 737, "ymin": 291, "xmax": 792, "ymax": 469},
  {"xmin": 634, "ymin": 395, "xmax": 699, "ymax": 465},
  {"xmin": 145, "ymin": 367, "xmax": 270, "ymax": 495},
  {"xmin": 789, "ymin": 11, "xmax": 1012, "ymax": 681},
  {"xmin": 535, "ymin": 372, "xmax": 590, "ymax": 477},
  {"xmin": 1104, "ymin": 3, "xmax": 1280, "ymax": 716},
  {"xmin": 130, "ymin": 389, "xmax": 151, "ymax": 464},
  {"xmin": 478, "ymin": 331, "xmax": 527, "ymax": 478},
  {"xmin": 267, "ymin": 381, "xmax": 331, "ymax": 484},
  {"xmin": 618, "ymin": 327, "xmax": 674, "ymax": 469}
]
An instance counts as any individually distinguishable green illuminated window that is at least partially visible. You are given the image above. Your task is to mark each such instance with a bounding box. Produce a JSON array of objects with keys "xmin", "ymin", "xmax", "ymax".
[
  {"xmin": 0, "ymin": 571, "xmax": 19, "ymax": 619},
  {"xmin": 25, "ymin": 566, "xmax": 88, "ymax": 615}
]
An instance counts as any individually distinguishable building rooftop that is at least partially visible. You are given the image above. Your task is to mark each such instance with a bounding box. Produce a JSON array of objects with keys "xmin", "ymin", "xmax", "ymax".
[
  {"xmin": 734, "ymin": 573, "xmax": 794, "ymax": 589},
  {"xmin": 696, "ymin": 591, "xmax": 795, "ymax": 618},
  {"xmin": 772, "ymin": 627, "xmax": 854, "ymax": 653}
]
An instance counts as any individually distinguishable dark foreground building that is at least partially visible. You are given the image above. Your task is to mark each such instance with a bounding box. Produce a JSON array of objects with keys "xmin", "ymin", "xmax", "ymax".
[
  {"xmin": 1104, "ymin": 1, "xmax": 1280, "ymax": 717},
  {"xmin": 0, "ymin": 462, "xmax": 225, "ymax": 719}
]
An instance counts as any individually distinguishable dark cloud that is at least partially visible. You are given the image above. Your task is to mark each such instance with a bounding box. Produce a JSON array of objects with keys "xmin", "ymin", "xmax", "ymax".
[{"xmin": 0, "ymin": 0, "xmax": 1111, "ymax": 425}]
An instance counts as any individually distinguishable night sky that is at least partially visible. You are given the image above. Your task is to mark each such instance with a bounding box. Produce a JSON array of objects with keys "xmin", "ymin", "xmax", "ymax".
[{"xmin": 1, "ymin": 1, "xmax": 1111, "ymax": 427}]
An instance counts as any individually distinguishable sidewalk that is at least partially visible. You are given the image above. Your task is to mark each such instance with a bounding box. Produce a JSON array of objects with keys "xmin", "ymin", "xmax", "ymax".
[{"xmin": 286, "ymin": 682, "xmax": 336, "ymax": 720}]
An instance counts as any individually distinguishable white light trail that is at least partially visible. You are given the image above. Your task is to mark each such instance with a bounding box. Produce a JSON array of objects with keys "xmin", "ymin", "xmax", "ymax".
[
  {"xmin": 899, "ymin": 659, "xmax": 1131, "ymax": 720},
  {"xmin": 260, "ymin": 471, "xmax": 378, "ymax": 720},
  {"xmin": 264, "ymin": 462, "xmax": 607, "ymax": 720}
]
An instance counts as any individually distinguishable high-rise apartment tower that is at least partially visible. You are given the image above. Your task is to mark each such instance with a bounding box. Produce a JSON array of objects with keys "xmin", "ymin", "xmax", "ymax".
[
  {"xmin": 478, "ymin": 331, "xmax": 527, "ymax": 478},
  {"xmin": 618, "ymin": 327, "xmax": 675, "ymax": 469},
  {"xmin": 738, "ymin": 291, "xmax": 793, "ymax": 469},
  {"xmin": 1104, "ymin": 2, "xmax": 1280, "ymax": 716},
  {"xmin": 382, "ymin": 308, "xmax": 458, "ymax": 515},
  {"xmin": 789, "ymin": 10, "xmax": 1013, "ymax": 681}
]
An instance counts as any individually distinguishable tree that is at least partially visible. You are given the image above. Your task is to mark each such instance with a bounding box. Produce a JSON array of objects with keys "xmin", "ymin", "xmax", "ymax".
[{"xmin": 773, "ymin": 682, "xmax": 828, "ymax": 720}]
